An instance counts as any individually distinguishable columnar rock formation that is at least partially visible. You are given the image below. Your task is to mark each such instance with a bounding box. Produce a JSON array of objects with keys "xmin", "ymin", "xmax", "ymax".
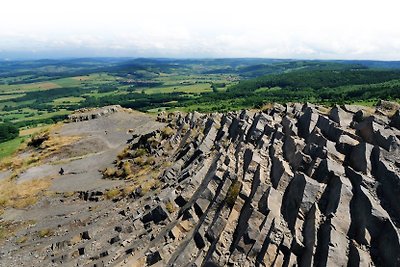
[
  {"xmin": 1, "ymin": 103, "xmax": 399, "ymax": 267},
  {"xmin": 120, "ymin": 103, "xmax": 400, "ymax": 266}
]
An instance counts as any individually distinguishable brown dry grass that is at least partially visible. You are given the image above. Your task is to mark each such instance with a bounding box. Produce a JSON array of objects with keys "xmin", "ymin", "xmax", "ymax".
[
  {"xmin": 26, "ymin": 126, "xmax": 80, "ymax": 163},
  {"xmin": 363, "ymin": 106, "xmax": 376, "ymax": 114},
  {"xmin": 131, "ymin": 166, "xmax": 155, "ymax": 181},
  {"xmin": 0, "ymin": 133, "xmax": 80, "ymax": 179},
  {"xmin": 0, "ymin": 139, "xmax": 30, "ymax": 172},
  {"xmin": 37, "ymin": 228, "xmax": 53, "ymax": 238},
  {"xmin": 161, "ymin": 126, "xmax": 175, "ymax": 139},
  {"xmin": 318, "ymin": 106, "xmax": 331, "ymax": 115},
  {"xmin": 0, "ymin": 123, "xmax": 66, "ymax": 174},
  {"xmin": 124, "ymin": 167, "xmax": 161, "ymax": 196},
  {"xmin": 102, "ymin": 167, "xmax": 118, "ymax": 178},
  {"xmin": 38, "ymin": 132, "xmax": 79, "ymax": 149},
  {"xmin": 19, "ymin": 125, "xmax": 50, "ymax": 137},
  {"xmin": 0, "ymin": 177, "xmax": 52, "ymax": 210},
  {"xmin": 260, "ymin": 103, "xmax": 275, "ymax": 112},
  {"xmin": 165, "ymin": 201, "xmax": 177, "ymax": 213},
  {"xmin": 117, "ymin": 147, "xmax": 131, "ymax": 160},
  {"xmin": 16, "ymin": 235, "xmax": 28, "ymax": 244},
  {"xmin": 38, "ymin": 135, "xmax": 81, "ymax": 158},
  {"xmin": 105, "ymin": 188, "xmax": 121, "ymax": 200},
  {"xmin": 121, "ymin": 185, "xmax": 135, "ymax": 196}
]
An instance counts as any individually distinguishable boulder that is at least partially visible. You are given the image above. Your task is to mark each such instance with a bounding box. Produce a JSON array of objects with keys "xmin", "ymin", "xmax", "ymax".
[
  {"xmin": 349, "ymin": 142, "xmax": 373, "ymax": 175},
  {"xmin": 298, "ymin": 107, "xmax": 319, "ymax": 138},
  {"xmin": 329, "ymin": 105, "xmax": 352, "ymax": 127},
  {"xmin": 390, "ymin": 110, "xmax": 400, "ymax": 130},
  {"xmin": 142, "ymin": 205, "xmax": 169, "ymax": 224}
]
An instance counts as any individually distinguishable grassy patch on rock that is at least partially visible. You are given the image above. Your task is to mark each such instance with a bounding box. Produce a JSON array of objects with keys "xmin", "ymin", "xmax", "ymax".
[
  {"xmin": 0, "ymin": 220, "xmax": 35, "ymax": 244},
  {"xmin": 165, "ymin": 201, "xmax": 177, "ymax": 213},
  {"xmin": 0, "ymin": 177, "xmax": 52, "ymax": 210},
  {"xmin": 105, "ymin": 188, "xmax": 121, "ymax": 200},
  {"xmin": 37, "ymin": 228, "xmax": 53, "ymax": 238},
  {"xmin": 225, "ymin": 180, "xmax": 242, "ymax": 207}
]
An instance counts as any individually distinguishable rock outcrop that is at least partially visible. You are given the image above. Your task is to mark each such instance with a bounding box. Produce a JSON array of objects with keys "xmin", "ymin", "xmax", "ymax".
[
  {"xmin": 67, "ymin": 105, "xmax": 123, "ymax": 122},
  {"xmin": 1, "ymin": 103, "xmax": 400, "ymax": 267}
]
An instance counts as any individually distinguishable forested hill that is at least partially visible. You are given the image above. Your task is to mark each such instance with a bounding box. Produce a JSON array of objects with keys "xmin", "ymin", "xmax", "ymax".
[
  {"xmin": 230, "ymin": 69, "xmax": 400, "ymax": 91},
  {"xmin": 226, "ymin": 69, "xmax": 400, "ymax": 105}
]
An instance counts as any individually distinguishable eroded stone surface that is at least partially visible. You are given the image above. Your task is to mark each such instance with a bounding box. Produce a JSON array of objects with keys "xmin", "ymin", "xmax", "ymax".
[{"xmin": 1, "ymin": 103, "xmax": 399, "ymax": 267}]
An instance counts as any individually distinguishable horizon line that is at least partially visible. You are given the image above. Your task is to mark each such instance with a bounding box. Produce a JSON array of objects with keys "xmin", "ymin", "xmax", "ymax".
[{"xmin": 2, "ymin": 56, "xmax": 400, "ymax": 62}]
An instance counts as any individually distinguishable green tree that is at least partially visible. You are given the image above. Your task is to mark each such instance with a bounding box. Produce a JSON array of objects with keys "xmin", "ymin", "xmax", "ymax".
[{"xmin": 0, "ymin": 123, "xmax": 19, "ymax": 143}]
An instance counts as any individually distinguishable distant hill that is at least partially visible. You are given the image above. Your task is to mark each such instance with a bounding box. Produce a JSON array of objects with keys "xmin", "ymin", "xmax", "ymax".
[{"xmin": 337, "ymin": 60, "xmax": 400, "ymax": 69}]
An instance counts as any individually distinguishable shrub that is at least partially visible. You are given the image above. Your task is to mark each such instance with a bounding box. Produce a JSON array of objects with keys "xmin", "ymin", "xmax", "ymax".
[
  {"xmin": 145, "ymin": 157, "xmax": 156, "ymax": 166},
  {"xmin": 165, "ymin": 201, "xmax": 176, "ymax": 213},
  {"xmin": 105, "ymin": 188, "xmax": 121, "ymax": 199},
  {"xmin": 122, "ymin": 161, "xmax": 133, "ymax": 177},
  {"xmin": 181, "ymin": 124, "xmax": 189, "ymax": 133},
  {"xmin": 133, "ymin": 157, "xmax": 145, "ymax": 166},
  {"xmin": 38, "ymin": 228, "xmax": 53, "ymax": 238},
  {"xmin": 102, "ymin": 167, "xmax": 117, "ymax": 178},
  {"xmin": 147, "ymin": 136, "xmax": 159, "ymax": 148},
  {"xmin": 161, "ymin": 127, "xmax": 175, "ymax": 139},
  {"xmin": 27, "ymin": 132, "xmax": 49, "ymax": 147},
  {"xmin": 117, "ymin": 148, "xmax": 130, "ymax": 160},
  {"xmin": 226, "ymin": 180, "xmax": 242, "ymax": 207},
  {"xmin": 0, "ymin": 123, "xmax": 19, "ymax": 143},
  {"xmin": 16, "ymin": 236, "xmax": 28, "ymax": 244},
  {"xmin": 132, "ymin": 148, "xmax": 147, "ymax": 158},
  {"xmin": 122, "ymin": 185, "xmax": 135, "ymax": 196}
]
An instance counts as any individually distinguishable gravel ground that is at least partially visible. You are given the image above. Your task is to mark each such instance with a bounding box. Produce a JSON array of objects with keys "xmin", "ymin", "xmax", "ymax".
[{"xmin": 16, "ymin": 110, "xmax": 164, "ymax": 192}]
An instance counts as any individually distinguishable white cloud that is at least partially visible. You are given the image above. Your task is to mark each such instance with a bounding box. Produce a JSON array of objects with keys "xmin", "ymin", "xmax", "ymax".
[{"xmin": 0, "ymin": 0, "xmax": 400, "ymax": 59}]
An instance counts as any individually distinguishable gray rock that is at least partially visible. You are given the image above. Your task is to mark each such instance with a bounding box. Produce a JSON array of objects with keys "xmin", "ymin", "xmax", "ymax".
[
  {"xmin": 329, "ymin": 105, "xmax": 352, "ymax": 127},
  {"xmin": 5, "ymin": 104, "xmax": 400, "ymax": 267},
  {"xmin": 349, "ymin": 142, "xmax": 373, "ymax": 175},
  {"xmin": 356, "ymin": 117, "xmax": 399, "ymax": 151},
  {"xmin": 390, "ymin": 110, "xmax": 400, "ymax": 130},
  {"xmin": 298, "ymin": 107, "xmax": 319, "ymax": 138},
  {"xmin": 142, "ymin": 205, "xmax": 169, "ymax": 224}
]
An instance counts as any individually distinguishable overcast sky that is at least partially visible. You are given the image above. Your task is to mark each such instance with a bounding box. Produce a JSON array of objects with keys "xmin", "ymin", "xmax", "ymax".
[{"xmin": 1, "ymin": 0, "xmax": 400, "ymax": 60}]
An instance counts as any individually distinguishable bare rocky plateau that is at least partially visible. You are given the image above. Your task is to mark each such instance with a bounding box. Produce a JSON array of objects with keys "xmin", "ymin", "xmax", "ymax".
[{"xmin": 1, "ymin": 102, "xmax": 400, "ymax": 267}]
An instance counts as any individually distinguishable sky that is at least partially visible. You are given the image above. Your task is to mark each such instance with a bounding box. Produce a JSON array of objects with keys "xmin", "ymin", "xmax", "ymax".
[{"xmin": 0, "ymin": 0, "xmax": 400, "ymax": 60}]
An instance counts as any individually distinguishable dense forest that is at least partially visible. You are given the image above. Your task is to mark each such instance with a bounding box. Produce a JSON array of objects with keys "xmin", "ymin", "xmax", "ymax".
[
  {"xmin": 226, "ymin": 69, "xmax": 400, "ymax": 103},
  {"xmin": 0, "ymin": 123, "xmax": 19, "ymax": 142}
]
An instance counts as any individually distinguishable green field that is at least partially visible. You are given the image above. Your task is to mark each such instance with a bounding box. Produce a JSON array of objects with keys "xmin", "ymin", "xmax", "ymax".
[
  {"xmin": 0, "ymin": 58, "xmax": 400, "ymax": 159},
  {"xmin": 52, "ymin": 96, "xmax": 86, "ymax": 105},
  {"xmin": 0, "ymin": 61, "xmax": 239, "ymax": 130},
  {"xmin": 0, "ymin": 137, "xmax": 26, "ymax": 159},
  {"xmin": 143, "ymin": 83, "xmax": 213, "ymax": 94}
]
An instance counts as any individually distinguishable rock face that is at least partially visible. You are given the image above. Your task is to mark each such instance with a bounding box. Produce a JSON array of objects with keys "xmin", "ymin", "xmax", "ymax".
[
  {"xmin": 1, "ymin": 103, "xmax": 400, "ymax": 267},
  {"xmin": 67, "ymin": 105, "xmax": 123, "ymax": 122}
]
